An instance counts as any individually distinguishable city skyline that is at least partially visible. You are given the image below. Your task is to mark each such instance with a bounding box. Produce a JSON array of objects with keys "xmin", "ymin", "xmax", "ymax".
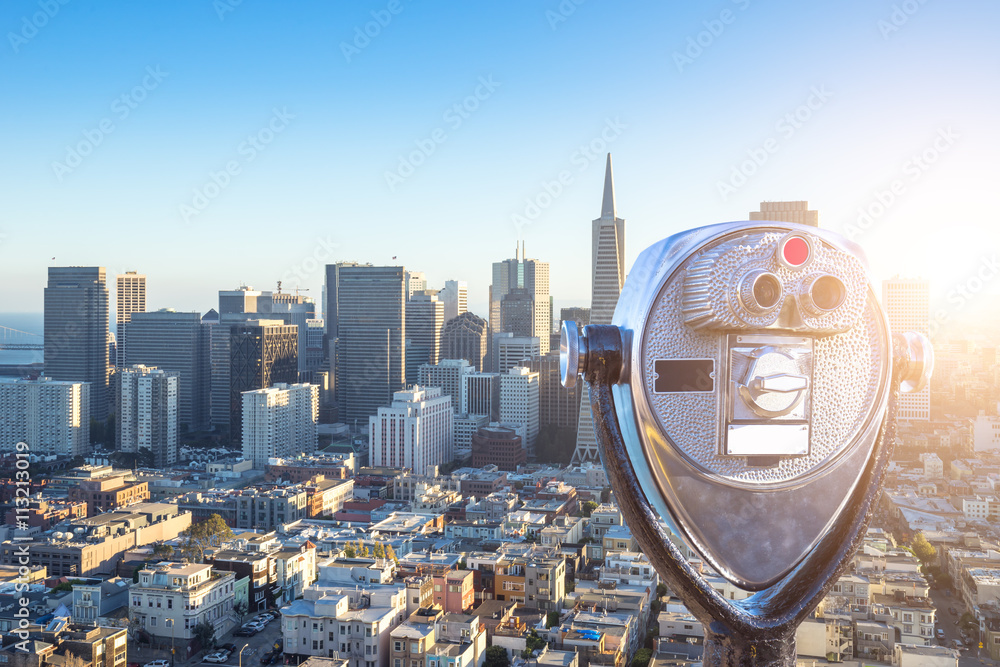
[{"xmin": 1, "ymin": 2, "xmax": 998, "ymax": 320}]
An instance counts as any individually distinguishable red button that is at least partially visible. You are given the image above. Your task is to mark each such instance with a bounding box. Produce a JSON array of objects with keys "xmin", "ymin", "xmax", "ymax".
[{"xmin": 782, "ymin": 236, "xmax": 809, "ymax": 266}]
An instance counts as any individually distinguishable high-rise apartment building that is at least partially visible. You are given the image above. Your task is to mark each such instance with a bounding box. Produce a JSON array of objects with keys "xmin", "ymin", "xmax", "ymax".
[
  {"xmin": 116, "ymin": 365, "xmax": 178, "ymax": 467},
  {"xmin": 126, "ymin": 310, "xmax": 211, "ymax": 432},
  {"xmin": 229, "ymin": 320, "xmax": 299, "ymax": 443},
  {"xmin": 44, "ymin": 266, "xmax": 110, "ymax": 422},
  {"xmin": 406, "ymin": 291, "xmax": 444, "ymax": 384},
  {"xmin": 242, "ymin": 382, "xmax": 318, "ymax": 469},
  {"xmin": 326, "ymin": 264, "xmax": 406, "ymax": 425},
  {"xmin": 441, "ymin": 312, "xmax": 488, "ymax": 371},
  {"xmin": 0, "ymin": 377, "xmax": 90, "ymax": 457},
  {"xmin": 115, "ymin": 271, "xmax": 146, "ymax": 368},
  {"xmin": 418, "ymin": 358, "xmax": 474, "ymax": 413},
  {"xmin": 749, "ymin": 201, "xmax": 819, "ymax": 227},
  {"xmin": 883, "ymin": 277, "xmax": 931, "ymax": 421},
  {"xmin": 369, "ymin": 386, "xmax": 453, "ymax": 471},
  {"xmin": 499, "ymin": 366, "xmax": 540, "ymax": 458},
  {"xmin": 493, "ymin": 334, "xmax": 540, "ymax": 374},
  {"xmin": 573, "ymin": 155, "xmax": 625, "ymax": 464},
  {"xmin": 439, "ymin": 280, "xmax": 468, "ymax": 323},
  {"xmin": 490, "ymin": 244, "xmax": 550, "ymax": 354}
]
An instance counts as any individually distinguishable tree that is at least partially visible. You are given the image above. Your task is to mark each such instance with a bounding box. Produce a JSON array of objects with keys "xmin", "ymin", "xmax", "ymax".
[
  {"xmin": 580, "ymin": 501, "xmax": 598, "ymax": 518},
  {"xmin": 600, "ymin": 487, "xmax": 611, "ymax": 503},
  {"xmin": 631, "ymin": 649, "xmax": 652, "ymax": 667},
  {"xmin": 344, "ymin": 543, "xmax": 357, "ymax": 558},
  {"xmin": 234, "ymin": 600, "xmax": 249, "ymax": 624},
  {"xmin": 484, "ymin": 645, "xmax": 510, "ymax": 667},
  {"xmin": 522, "ymin": 630, "xmax": 546, "ymax": 657},
  {"xmin": 546, "ymin": 611, "xmax": 560, "ymax": 628},
  {"xmin": 911, "ymin": 533, "xmax": 936, "ymax": 564},
  {"xmin": 64, "ymin": 653, "xmax": 88, "ymax": 667},
  {"xmin": 193, "ymin": 620, "xmax": 215, "ymax": 650},
  {"xmin": 179, "ymin": 514, "xmax": 235, "ymax": 562},
  {"xmin": 385, "ymin": 545, "xmax": 399, "ymax": 565},
  {"xmin": 655, "ymin": 583, "xmax": 667, "ymax": 600},
  {"xmin": 153, "ymin": 543, "xmax": 175, "ymax": 561}
]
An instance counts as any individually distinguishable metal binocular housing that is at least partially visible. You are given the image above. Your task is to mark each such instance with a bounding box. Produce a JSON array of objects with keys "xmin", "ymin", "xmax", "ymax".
[{"xmin": 561, "ymin": 222, "xmax": 933, "ymax": 666}]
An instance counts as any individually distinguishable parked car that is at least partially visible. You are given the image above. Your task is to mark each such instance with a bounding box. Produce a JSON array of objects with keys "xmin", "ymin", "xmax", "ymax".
[
  {"xmin": 936, "ymin": 629, "xmax": 945, "ymax": 640},
  {"xmin": 234, "ymin": 628, "xmax": 258, "ymax": 637},
  {"xmin": 220, "ymin": 644, "xmax": 237, "ymax": 654},
  {"xmin": 949, "ymin": 606, "xmax": 958, "ymax": 615},
  {"xmin": 204, "ymin": 652, "xmax": 229, "ymax": 663},
  {"xmin": 144, "ymin": 661, "xmax": 171, "ymax": 667},
  {"xmin": 259, "ymin": 654, "xmax": 275, "ymax": 666},
  {"xmin": 254, "ymin": 615, "xmax": 272, "ymax": 625}
]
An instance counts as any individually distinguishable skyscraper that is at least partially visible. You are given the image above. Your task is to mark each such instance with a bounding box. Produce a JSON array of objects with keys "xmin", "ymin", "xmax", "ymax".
[
  {"xmin": 490, "ymin": 245, "xmax": 551, "ymax": 355},
  {"xmin": 219, "ymin": 285, "xmax": 262, "ymax": 314},
  {"xmin": 499, "ymin": 366, "xmax": 540, "ymax": 458},
  {"xmin": 418, "ymin": 358, "xmax": 474, "ymax": 414},
  {"xmin": 44, "ymin": 267, "xmax": 110, "ymax": 422},
  {"xmin": 493, "ymin": 334, "xmax": 540, "ymax": 375},
  {"xmin": 126, "ymin": 310, "xmax": 211, "ymax": 432},
  {"xmin": 369, "ymin": 386, "xmax": 453, "ymax": 472},
  {"xmin": 749, "ymin": 201, "xmax": 819, "ymax": 227},
  {"xmin": 116, "ymin": 365, "xmax": 178, "ymax": 467},
  {"xmin": 406, "ymin": 291, "xmax": 444, "ymax": 384},
  {"xmin": 883, "ymin": 277, "xmax": 931, "ymax": 421},
  {"xmin": 438, "ymin": 280, "xmax": 468, "ymax": 323},
  {"xmin": 229, "ymin": 320, "xmax": 299, "ymax": 443},
  {"xmin": 325, "ymin": 264, "xmax": 405, "ymax": 426},
  {"xmin": 116, "ymin": 272, "xmax": 146, "ymax": 368},
  {"xmin": 441, "ymin": 312, "xmax": 488, "ymax": 371},
  {"xmin": 572, "ymin": 154, "xmax": 625, "ymax": 464}
]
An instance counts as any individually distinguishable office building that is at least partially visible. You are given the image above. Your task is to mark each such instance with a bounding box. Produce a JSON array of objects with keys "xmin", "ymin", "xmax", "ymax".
[
  {"xmin": 305, "ymin": 318, "xmax": 325, "ymax": 374},
  {"xmin": 406, "ymin": 270, "xmax": 427, "ymax": 299},
  {"xmin": 441, "ymin": 311, "xmax": 488, "ymax": 371},
  {"xmin": 116, "ymin": 365, "xmax": 178, "ymax": 467},
  {"xmin": 229, "ymin": 320, "xmax": 299, "ymax": 443},
  {"xmin": 490, "ymin": 244, "xmax": 551, "ymax": 354},
  {"xmin": 44, "ymin": 266, "xmax": 110, "ymax": 422},
  {"xmin": 500, "ymin": 366, "xmax": 540, "ymax": 457},
  {"xmin": 115, "ymin": 271, "xmax": 146, "ymax": 368},
  {"xmin": 259, "ymin": 291, "xmax": 317, "ymax": 373},
  {"xmin": 406, "ymin": 291, "xmax": 444, "ymax": 384},
  {"xmin": 325, "ymin": 263, "xmax": 406, "ymax": 425},
  {"xmin": 438, "ymin": 279, "xmax": 468, "ymax": 323},
  {"xmin": 749, "ymin": 200, "xmax": 819, "ymax": 227},
  {"xmin": 242, "ymin": 382, "xmax": 318, "ymax": 469},
  {"xmin": 454, "ymin": 413, "xmax": 489, "ymax": 460},
  {"xmin": 529, "ymin": 351, "xmax": 581, "ymax": 429},
  {"xmin": 126, "ymin": 310, "xmax": 211, "ymax": 432},
  {"xmin": 883, "ymin": 277, "xmax": 931, "ymax": 421},
  {"xmin": 472, "ymin": 424, "xmax": 525, "ymax": 471},
  {"xmin": 493, "ymin": 333, "xmax": 540, "ymax": 374},
  {"xmin": 219, "ymin": 285, "xmax": 262, "ymax": 314},
  {"xmin": 0, "ymin": 377, "xmax": 90, "ymax": 457},
  {"xmin": 574, "ymin": 155, "xmax": 625, "ymax": 464},
  {"xmin": 418, "ymin": 358, "xmax": 473, "ymax": 414},
  {"xmin": 369, "ymin": 386, "xmax": 453, "ymax": 471},
  {"xmin": 462, "ymin": 371, "xmax": 500, "ymax": 420}
]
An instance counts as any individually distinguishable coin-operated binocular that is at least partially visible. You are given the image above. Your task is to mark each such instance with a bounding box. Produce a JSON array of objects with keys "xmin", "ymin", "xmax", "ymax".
[{"xmin": 561, "ymin": 223, "xmax": 932, "ymax": 667}]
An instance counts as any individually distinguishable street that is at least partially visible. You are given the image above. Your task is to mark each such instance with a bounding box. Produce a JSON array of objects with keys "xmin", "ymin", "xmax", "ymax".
[{"xmin": 130, "ymin": 615, "xmax": 284, "ymax": 667}]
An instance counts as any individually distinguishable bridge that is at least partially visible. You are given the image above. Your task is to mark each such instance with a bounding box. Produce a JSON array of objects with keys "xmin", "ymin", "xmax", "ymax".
[{"xmin": 0, "ymin": 325, "xmax": 43, "ymax": 351}]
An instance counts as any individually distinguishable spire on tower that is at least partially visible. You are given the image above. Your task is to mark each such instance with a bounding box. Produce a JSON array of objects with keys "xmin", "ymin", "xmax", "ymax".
[{"xmin": 601, "ymin": 153, "xmax": 616, "ymax": 219}]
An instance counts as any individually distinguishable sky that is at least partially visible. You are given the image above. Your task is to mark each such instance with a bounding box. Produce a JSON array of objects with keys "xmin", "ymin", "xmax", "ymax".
[{"xmin": 1, "ymin": 0, "xmax": 998, "ymax": 325}]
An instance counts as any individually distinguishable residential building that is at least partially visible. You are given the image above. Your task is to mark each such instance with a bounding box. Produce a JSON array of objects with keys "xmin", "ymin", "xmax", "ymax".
[
  {"xmin": 1, "ymin": 622, "xmax": 128, "ymax": 667},
  {"xmin": 210, "ymin": 550, "xmax": 279, "ymax": 612},
  {"xmin": 116, "ymin": 271, "xmax": 146, "ymax": 368},
  {"xmin": 0, "ymin": 377, "xmax": 90, "ymax": 457},
  {"xmin": 432, "ymin": 570, "xmax": 475, "ymax": 613},
  {"xmin": 369, "ymin": 387, "xmax": 453, "ymax": 472},
  {"xmin": 242, "ymin": 382, "xmax": 318, "ymax": 469},
  {"xmin": 273, "ymin": 542, "xmax": 319, "ymax": 605},
  {"xmin": 116, "ymin": 365, "xmax": 178, "ymax": 467},
  {"xmin": 574, "ymin": 156, "xmax": 625, "ymax": 464},
  {"xmin": 441, "ymin": 312, "xmax": 488, "ymax": 372},
  {"xmin": 235, "ymin": 485, "xmax": 309, "ymax": 530},
  {"xmin": 71, "ymin": 576, "xmax": 130, "ymax": 624},
  {"xmin": 44, "ymin": 266, "xmax": 110, "ymax": 422},
  {"xmin": 130, "ymin": 562, "xmax": 237, "ymax": 657},
  {"xmin": 67, "ymin": 470, "xmax": 150, "ymax": 515}
]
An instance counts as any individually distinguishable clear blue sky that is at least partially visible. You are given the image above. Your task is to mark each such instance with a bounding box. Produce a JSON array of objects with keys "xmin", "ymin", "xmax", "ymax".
[{"xmin": 1, "ymin": 0, "xmax": 998, "ymax": 321}]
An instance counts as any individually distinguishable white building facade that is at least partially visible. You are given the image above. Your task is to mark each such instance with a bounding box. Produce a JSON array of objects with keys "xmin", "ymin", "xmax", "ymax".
[
  {"xmin": 499, "ymin": 366, "xmax": 539, "ymax": 457},
  {"xmin": 0, "ymin": 377, "xmax": 90, "ymax": 456},
  {"xmin": 118, "ymin": 365, "xmax": 178, "ymax": 466},
  {"xmin": 369, "ymin": 386, "xmax": 453, "ymax": 472},
  {"xmin": 242, "ymin": 383, "xmax": 319, "ymax": 469}
]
